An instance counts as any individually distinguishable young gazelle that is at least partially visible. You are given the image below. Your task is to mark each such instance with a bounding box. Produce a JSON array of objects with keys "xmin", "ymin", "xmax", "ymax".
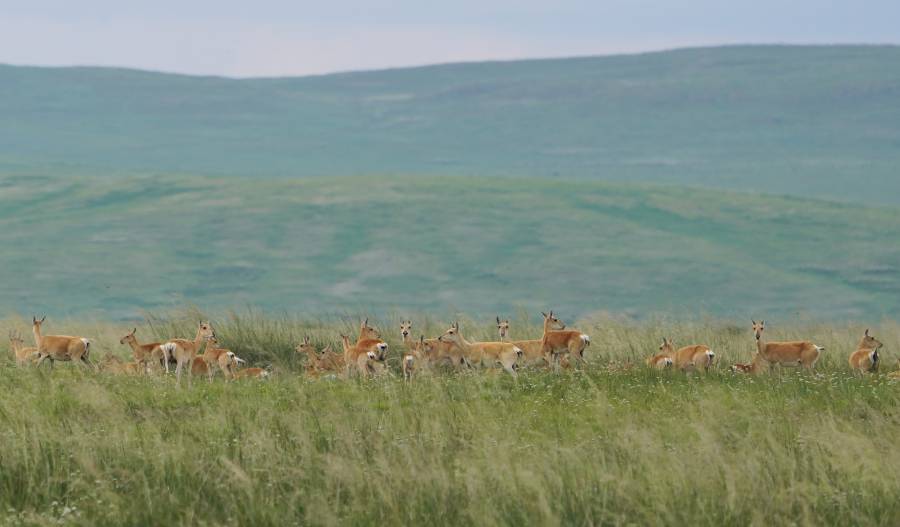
[
  {"xmin": 297, "ymin": 337, "xmax": 344, "ymax": 377},
  {"xmin": 232, "ymin": 366, "xmax": 270, "ymax": 380},
  {"xmin": 645, "ymin": 350, "xmax": 674, "ymax": 370},
  {"xmin": 658, "ymin": 338, "xmax": 716, "ymax": 372},
  {"xmin": 437, "ymin": 322, "xmax": 523, "ymax": 377},
  {"xmin": 119, "ymin": 328, "xmax": 165, "ymax": 372},
  {"xmin": 201, "ymin": 334, "xmax": 246, "ymax": 381},
  {"xmin": 99, "ymin": 354, "xmax": 144, "ymax": 375},
  {"xmin": 403, "ymin": 335, "xmax": 434, "ymax": 381},
  {"xmin": 848, "ymin": 329, "xmax": 883, "ymax": 374},
  {"xmin": 8, "ymin": 330, "xmax": 39, "ymax": 366},
  {"xmin": 399, "ymin": 320, "xmax": 462, "ymax": 370},
  {"xmin": 343, "ymin": 319, "xmax": 388, "ymax": 378},
  {"xmin": 539, "ymin": 311, "xmax": 590, "ymax": 368},
  {"xmin": 160, "ymin": 321, "xmax": 215, "ymax": 385},
  {"xmin": 730, "ymin": 353, "xmax": 767, "ymax": 374},
  {"xmin": 752, "ymin": 320, "xmax": 824, "ymax": 371},
  {"xmin": 32, "ymin": 316, "xmax": 92, "ymax": 369}
]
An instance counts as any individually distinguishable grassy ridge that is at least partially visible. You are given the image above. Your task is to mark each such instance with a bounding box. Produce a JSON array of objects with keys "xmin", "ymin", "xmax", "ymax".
[
  {"xmin": 1, "ymin": 314, "xmax": 899, "ymax": 526},
  {"xmin": 3, "ymin": 45, "xmax": 900, "ymax": 204},
  {"xmin": 2, "ymin": 173, "xmax": 899, "ymax": 320}
]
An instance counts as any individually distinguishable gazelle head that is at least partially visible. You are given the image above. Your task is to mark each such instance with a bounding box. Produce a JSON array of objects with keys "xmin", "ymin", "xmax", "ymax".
[
  {"xmin": 415, "ymin": 335, "xmax": 434, "ymax": 357},
  {"xmin": 8, "ymin": 330, "xmax": 25, "ymax": 348},
  {"xmin": 496, "ymin": 316, "xmax": 510, "ymax": 339},
  {"xmin": 540, "ymin": 311, "xmax": 566, "ymax": 331},
  {"xmin": 751, "ymin": 320, "xmax": 766, "ymax": 340},
  {"xmin": 861, "ymin": 328, "xmax": 884, "ymax": 350},
  {"xmin": 197, "ymin": 321, "xmax": 214, "ymax": 340},
  {"xmin": 119, "ymin": 327, "xmax": 139, "ymax": 346},
  {"xmin": 659, "ymin": 337, "xmax": 674, "ymax": 355},
  {"xmin": 437, "ymin": 322, "xmax": 461, "ymax": 344},
  {"xmin": 32, "ymin": 315, "xmax": 47, "ymax": 331},
  {"xmin": 339, "ymin": 333, "xmax": 353, "ymax": 353},
  {"xmin": 205, "ymin": 333, "xmax": 221, "ymax": 347},
  {"xmin": 400, "ymin": 320, "xmax": 412, "ymax": 340},
  {"xmin": 359, "ymin": 318, "xmax": 380, "ymax": 340},
  {"xmin": 296, "ymin": 336, "xmax": 320, "ymax": 356}
]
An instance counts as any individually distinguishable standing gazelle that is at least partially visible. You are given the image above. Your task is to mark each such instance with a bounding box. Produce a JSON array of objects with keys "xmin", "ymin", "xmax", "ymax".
[
  {"xmin": 119, "ymin": 328, "xmax": 164, "ymax": 372},
  {"xmin": 752, "ymin": 320, "xmax": 824, "ymax": 370},
  {"xmin": 437, "ymin": 322, "xmax": 523, "ymax": 377},
  {"xmin": 160, "ymin": 321, "xmax": 215, "ymax": 385},
  {"xmin": 539, "ymin": 311, "xmax": 590, "ymax": 368},
  {"xmin": 32, "ymin": 316, "xmax": 92, "ymax": 369},
  {"xmin": 848, "ymin": 329, "xmax": 883, "ymax": 374}
]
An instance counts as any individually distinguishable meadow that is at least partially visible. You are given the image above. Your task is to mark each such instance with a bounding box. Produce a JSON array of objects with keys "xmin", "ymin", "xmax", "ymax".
[{"xmin": 2, "ymin": 311, "xmax": 899, "ymax": 526}]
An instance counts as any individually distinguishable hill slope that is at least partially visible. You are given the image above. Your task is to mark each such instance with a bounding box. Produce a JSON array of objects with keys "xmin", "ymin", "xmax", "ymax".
[
  {"xmin": 2, "ymin": 45, "xmax": 900, "ymax": 204},
  {"xmin": 1, "ymin": 174, "xmax": 897, "ymax": 320}
]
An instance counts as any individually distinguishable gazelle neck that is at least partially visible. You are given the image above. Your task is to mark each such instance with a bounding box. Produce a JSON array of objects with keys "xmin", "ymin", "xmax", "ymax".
[{"xmin": 32, "ymin": 325, "xmax": 42, "ymax": 346}]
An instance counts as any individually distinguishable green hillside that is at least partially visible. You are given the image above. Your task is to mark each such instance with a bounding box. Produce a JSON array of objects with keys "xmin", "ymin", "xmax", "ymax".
[
  {"xmin": 2, "ymin": 173, "xmax": 897, "ymax": 320},
  {"xmin": 2, "ymin": 45, "xmax": 900, "ymax": 204}
]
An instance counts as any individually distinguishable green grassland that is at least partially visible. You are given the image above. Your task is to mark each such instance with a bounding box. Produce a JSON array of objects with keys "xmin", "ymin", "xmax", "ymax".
[
  {"xmin": 1, "ymin": 313, "xmax": 899, "ymax": 526},
  {"xmin": 2, "ymin": 173, "xmax": 899, "ymax": 320},
  {"xmin": 3, "ymin": 45, "xmax": 900, "ymax": 204}
]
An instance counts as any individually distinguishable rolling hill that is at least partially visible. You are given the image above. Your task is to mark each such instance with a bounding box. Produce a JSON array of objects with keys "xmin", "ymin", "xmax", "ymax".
[
  {"xmin": 2, "ymin": 45, "xmax": 900, "ymax": 204},
  {"xmin": 2, "ymin": 173, "xmax": 897, "ymax": 320}
]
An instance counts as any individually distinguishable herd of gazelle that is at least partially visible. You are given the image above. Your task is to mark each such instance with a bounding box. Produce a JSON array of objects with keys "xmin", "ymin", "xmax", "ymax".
[{"xmin": 6, "ymin": 314, "xmax": 899, "ymax": 381}]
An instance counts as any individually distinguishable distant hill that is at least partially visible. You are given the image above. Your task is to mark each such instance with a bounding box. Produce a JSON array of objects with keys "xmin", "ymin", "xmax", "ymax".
[
  {"xmin": 2, "ymin": 45, "xmax": 900, "ymax": 204},
  {"xmin": 2, "ymin": 174, "xmax": 897, "ymax": 320}
]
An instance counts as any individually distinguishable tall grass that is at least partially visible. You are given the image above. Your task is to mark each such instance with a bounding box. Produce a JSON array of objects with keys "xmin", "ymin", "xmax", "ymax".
[{"xmin": 1, "ymin": 311, "xmax": 899, "ymax": 526}]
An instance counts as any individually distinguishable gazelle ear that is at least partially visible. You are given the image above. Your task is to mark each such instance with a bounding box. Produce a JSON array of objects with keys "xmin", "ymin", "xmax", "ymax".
[
  {"xmin": 363, "ymin": 318, "xmax": 369, "ymax": 327},
  {"xmin": 496, "ymin": 316, "xmax": 501, "ymax": 324},
  {"xmin": 865, "ymin": 328, "xmax": 870, "ymax": 337},
  {"xmin": 751, "ymin": 320, "xmax": 756, "ymax": 325},
  {"xmin": 419, "ymin": 335, "xmax": 425, "ymax": 344}
]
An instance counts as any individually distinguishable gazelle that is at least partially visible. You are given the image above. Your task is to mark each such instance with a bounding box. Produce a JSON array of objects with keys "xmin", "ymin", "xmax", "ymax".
[
  {"xmin": 159, "ymin": 321, "xmax": 215, "ymax": 385},
  {"xmin": 752, "ymin": 320, "xmax": 824, "ymax": 370},
  {"xmin": 32, "ymin": 316, "xmax": 92, "ymax": 369},
  {"xmin": 730, "ymin": 353, "xmax": 767, "ymax": 374},
  {"xmin": 232, "ymin": 367, "xmax": 270, "ymax": 380},
  {"xmin": 645, "ymin": 350, "xmax": 674, "ymax": 370},
  {"xmin": 99, "ymin": 354, "xmax": 144, "ymax": 375},
  {"xmin": 201, "ymin": 334, "xmax": 246, "ymax": 381},
  {"xmin": 848, "ymin": 329, "xmax": 883, "ymax": 374},
  {"xmin": 497, "ymin": 316, "xmax": 564, "ymax": 369},
  {"xmin": 403, "ymin": 335, "xmax": 434, "ymax": 381},
  {"xmin": 8, "ymin": 330, "xmax": 38, "ymax": 366},
  {"xmin": 343, "ymin": 319, "xmax": 388, "ymax": 378},
  {"xmin": 658, "ymin": 338, "xmax": 716, "ymax": 372},
  {"xmin": 297, "ymin": 337, "xmax": 345, "ymax": 377},
  {"xmin": 437, "ymin": 322, "xmax": 523, "ymax": 377},
  {"xmin": 399, "ymin": 320, "xmax": 462, "ymax": 370},
  {"xmin": 119, "ymin": 328, "xmax": 165, "ymax": 372},
  {"xmin": 539, "ymin": 311, "xmax": 590, "ymax": 368}
]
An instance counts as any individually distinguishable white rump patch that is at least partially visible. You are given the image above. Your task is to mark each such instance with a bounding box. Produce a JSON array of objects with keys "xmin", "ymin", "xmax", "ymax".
[{"xmin": 580, "ymin": 334, "xmax": 591, "ymax": 344}]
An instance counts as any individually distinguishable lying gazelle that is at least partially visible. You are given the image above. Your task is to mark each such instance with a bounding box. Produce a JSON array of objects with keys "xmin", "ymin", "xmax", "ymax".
[
  {"xmin": 848, "ymin": 329, "xmax": 883, "ymax": 374},
  {"xmin": 232, "ymin": 366, "xmax": 271, "ymax": 380},
  {"xmin": 343, "ymin": 319, "xmax": 388, "ymax": 378},
  {"xmin": 403, "ymin": 335, "xmax": 434, "ymax": 381},
  {"xmin": 8, "ymin": 330, "xmax": 39, "ymax": 366},
  {"xmin": 119, "ymin": 328, "xmax": 165, "ymax": 373},
  {"xmin": 730, "ymin": 353, "xmax": 766, "ymax": 374},
  {"xmin": 399, "ymin": 320, "xmax": 463, "ymax": 370},
  {"xmin": 752, "ymin": 320, "xmax": 824, "ymax": 371},
  {"xmin": 437, "ymin": 322, "xmax": 523, "ymax": 377},
  {"xmin": 32, "ymin": 316, "xmax": 92, "ymax": 369},
  {"xmin": 645, "ymin": 350, "xmax": 674, "ymax": 370},
  {"xmin": 160, "ymin": 321, "xmax": 215, "ymax": 385},
  {"xmin": 297, "ymin": 336, "xmax": 344, "ymax": 377},
  {"xmin": 99, "ymin": 354, "xmax": 144, "ymax": 375},
  {"xmin": 657, "ymin": 337, "xmax": 716, "ymax": 372},
  {"xmin": 539, "ymin": 311, "xmax": 590, "ymax": 368}
]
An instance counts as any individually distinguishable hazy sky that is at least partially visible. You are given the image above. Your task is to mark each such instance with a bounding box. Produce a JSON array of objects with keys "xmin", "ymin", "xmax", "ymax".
[{"xmin": 2, "ymin": 1, "xmax": 898, "ymax": 77}]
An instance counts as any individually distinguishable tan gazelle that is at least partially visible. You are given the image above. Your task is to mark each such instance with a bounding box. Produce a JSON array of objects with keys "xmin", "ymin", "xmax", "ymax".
[
  {"xmin": 848, "ymin": 328, "xmax": 883, "ymax": 374},
  {"xmin": 751, "ymin": 320, "xmax": 824, "ymax": 370}
]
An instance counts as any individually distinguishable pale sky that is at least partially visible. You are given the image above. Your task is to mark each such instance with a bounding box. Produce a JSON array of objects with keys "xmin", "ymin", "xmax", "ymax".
[{"xmin": 2, "ymin": 1, "xmax": 899, "ymax": 77}]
